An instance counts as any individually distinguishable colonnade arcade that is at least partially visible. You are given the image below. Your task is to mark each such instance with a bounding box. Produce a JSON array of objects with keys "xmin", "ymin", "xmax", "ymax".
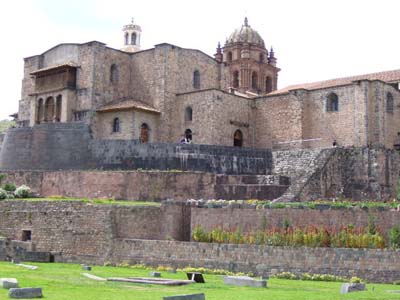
[{"xmin": 36, "ymin": 95, "xmax": 62, "ymax": 124}]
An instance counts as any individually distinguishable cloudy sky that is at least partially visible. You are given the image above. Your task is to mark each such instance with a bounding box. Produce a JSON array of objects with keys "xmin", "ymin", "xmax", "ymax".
[{"xmin": 0, "ymin": 0, "xmax": 399, "ymax": 120}]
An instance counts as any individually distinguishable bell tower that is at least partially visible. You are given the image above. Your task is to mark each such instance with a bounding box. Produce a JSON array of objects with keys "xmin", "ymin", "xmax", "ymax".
[
  {"xmin": 121, "ymin": 18, "xmax": 141, "ymax": 53},
  {"xmin": 222, "ymin": 18, "xmax": 280, "ymax": 95}
]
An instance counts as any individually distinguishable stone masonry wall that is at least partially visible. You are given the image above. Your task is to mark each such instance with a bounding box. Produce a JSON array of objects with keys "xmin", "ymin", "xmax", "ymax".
[
  {"xmin": 0, "ymin": 201, "xmax": 399, "ymax": 282},
  {"xmin": 300, "ymin": 146, "xmax": 400, "ymax": 201},
  {"xmin": 90, "ymin": 140, "xmax": 272, "ymax": 174},
  {"xmin": 95, "ymin": 110, "xmax": 160, "ymax": 142},
  {"xmin": 255, "ymin": 93, "xmax": 302, "ymax": 149},
  {"xmin": 0, "ymin": 123, "xmax": 92, "ymax": 171},
  {"xmin": 110, "ymin": 239, "xmax": 400, "ymax": 283},
  {"xmin": 174, "ymin": 89, "xmax": 253, "ymax": 147},
  {"xmin": 0, "ymin": 201, "xmax": 186, "ymax": 262},
  {"xmin": 0, "ymin": 171, "xmax": 287, "ymax": 201},
  {"xmin": 0, "ymin": 123, "xmax": 272, "ymax": 175}
]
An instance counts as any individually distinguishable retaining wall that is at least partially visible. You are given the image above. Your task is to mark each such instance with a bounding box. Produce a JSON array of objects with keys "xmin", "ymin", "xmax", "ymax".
[
  {"xmin": 0, "ymin": 171, "xmax": 288, "ymax": 201},
  {"xmin": 0, "ymin": 201, "xmax": 399, "ymax": 282},
  {"xmin": 109, "ymin": 239, "xmax": 400, "ymax": 283},
  {"xmin": 0, "ymin": 124, "xmax": 273, "ymax": 175}
]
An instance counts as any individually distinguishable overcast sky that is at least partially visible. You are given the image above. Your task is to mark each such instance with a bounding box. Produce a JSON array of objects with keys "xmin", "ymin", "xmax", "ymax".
[{"xmin": 1, "ymin": 0, "xmax": 399, "ymax": 120}]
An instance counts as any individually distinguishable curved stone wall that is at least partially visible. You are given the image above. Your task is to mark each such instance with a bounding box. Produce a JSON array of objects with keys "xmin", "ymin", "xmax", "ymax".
[
  {"xmin": 0, "ymin": 123, "xmax": 272, "ymax": 174},
  {"xmin": 0, "ymin": 123, "xmax": 93, "ymax": 170}
]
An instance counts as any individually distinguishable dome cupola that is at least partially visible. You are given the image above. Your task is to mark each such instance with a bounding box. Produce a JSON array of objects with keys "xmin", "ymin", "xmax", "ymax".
[{"xmin": 226, "ymin": 17, "xmax": 265, "ymax": 48}]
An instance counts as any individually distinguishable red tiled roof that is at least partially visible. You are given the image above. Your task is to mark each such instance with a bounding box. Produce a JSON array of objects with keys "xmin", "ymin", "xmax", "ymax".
[
  {"xmin": 97, "ymin": 99, "xmax": 160, "ymax": 114},
  {"xmin": 270, "ymin": 69, "xmax": 400, "ymax": 95}
]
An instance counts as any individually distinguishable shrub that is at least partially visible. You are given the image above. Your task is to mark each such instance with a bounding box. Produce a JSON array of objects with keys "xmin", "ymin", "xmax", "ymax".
[
  {"xmin": 350, "ymin": 276, "xmax": 363, "ymax": 283},
  {"xmin": 0, "ymin": 188, "xmax": 7, "ymax": 200},
  {"xmin": 274, "ymin": 272, "xmax": 298, "ymax": 280},
  {"xmin": 15, "ymin": 185, "xmax": 31, "ymax": 198},
  {"xmin": 3, "ymin": 183, "xmax": 16, "ymax": 192},
  {"xmin": 394, "ymin": 280, "xmax": 400, "ymax": 285},
  {"xmin": 0, "ymin": 174, "xmax": 5, "ymax": 186},
  {"xmin": 389, "ymin": 226, "xmax": 400, "ymax": 249},
  {"xmin": 192, "ymin": 226, "xmax": 210, "ymax": 242},
  {"xmin": 117, "ymin": 261, "xmax": 130, "ymax": 268}
]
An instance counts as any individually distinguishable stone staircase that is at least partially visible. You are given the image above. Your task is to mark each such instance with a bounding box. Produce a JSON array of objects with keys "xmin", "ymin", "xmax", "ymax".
[{"xmin": 272, "ymin": 148, "xmax": 337, "ymax": 202}]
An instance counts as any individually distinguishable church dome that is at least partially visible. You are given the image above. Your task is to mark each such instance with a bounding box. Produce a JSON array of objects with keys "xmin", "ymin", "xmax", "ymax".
[{"xmin": 227, "ymin": 17, "xmax": 265, "ymax": 48}]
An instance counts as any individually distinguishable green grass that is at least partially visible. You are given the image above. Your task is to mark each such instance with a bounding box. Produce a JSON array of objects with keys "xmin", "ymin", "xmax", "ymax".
[
  {"xmin": 0, "ymin": 262, "xmax": 399, "ymax": 299},
  {"xmin": 0, "ymin": 119, "xmax": 15, "ymax": 133},
  {"xmin": 3, "ymin": 198, "xmax": 161, "ymax": 206}
]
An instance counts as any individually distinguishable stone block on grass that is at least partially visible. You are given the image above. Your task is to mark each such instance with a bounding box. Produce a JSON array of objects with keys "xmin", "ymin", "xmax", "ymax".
[
  {"xmin": 8, "ymin": 287, "xmax": 43, "ymax": 299},
  {"xmin": 223, "ymin": 276, "xmax": 267, "ymax": 287},
  {"xmin": 150, "ymin": 271, "xmax": 161, "ymax": 277},
  {"xmin": 82, "ymin": 265, "xmax": 92, "ymax": 271},
  {"xmin": 163, "ymin": 293, "xmax": 205, "ymax": 300},
  {"xmin": 186, "ymin": 272, "xmax": 205, "ymax": 283},
  {"xmin": 0, "ymin": 278, "xmax": 19, "ymax": 289},
  {"xmin": 340, "ymin": 283, "xmax": 366, "ymax": 294}
]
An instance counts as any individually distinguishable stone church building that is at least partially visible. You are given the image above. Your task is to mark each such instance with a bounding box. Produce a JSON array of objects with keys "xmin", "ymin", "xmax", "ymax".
[{"xmin": 17, "ymin": 18, "xmax": 400, "ymax": 150}]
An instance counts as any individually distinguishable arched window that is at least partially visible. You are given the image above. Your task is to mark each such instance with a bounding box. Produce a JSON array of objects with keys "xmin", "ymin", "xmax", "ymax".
[
  {"xmin": 110, "ymin": 64, "xmax": 119, "ymax": 83},
  {"xmin": 193, "ymin": 70, "xmax": 200, "ymax": 89},
  {"xmin": 44, "ymin": 97, "xmax": 54, "ymax": 122},
  {"xmin": 387, "ymin": 92, "xmax": 394, "ymax": 113},
  {"xmin": 131, "ymin": 32, "xmax": 137, "ymax": 45},
  {"xmin": 140, "ymin": 123, "xmax": 149, "ymax": 143},
  {"xmin": 326, "ymin": 93, "xmax": 339, "ymax": 112},
  {"xmin": 227, "ymin": 52, "xmax": 233, "ymax": 63},
  {"xmin": 112, "ymin": 118, "xmax": 120, "ymax": 133},
  {"xmin": 251, "ymin": 71, "xmax": 258, "ymax": 90},
  {"xmin": 265, "ymin": 76, "xmax": 273, "ymax": 93},
  {"xmin": 55, "ymin": 95, "xmax": 62, "ymax": 122},
  {"xmin": 185, "ymin": 106, "xmax": 193, "ymax": 122},
  {"xmin": 259, "ymin": 53, "xmax": 264, "ymax": 62},
  {"xmin": 124, "ymin": 33, "xmax": 129, "ymax": 45},
  {"xmin": 185, "ymin": 129, "xmax": 192, "ymax": 142},
  {"xmin": 233, "ymin": 71, "xmax": 239, "ymax": 88},
  {"xmin": 37, "ymin": 98, "xmax": 43, "ymax": 124},
  {"xmin": 233, "ymin": 130, "xmax": 243, "ymax": 147}
]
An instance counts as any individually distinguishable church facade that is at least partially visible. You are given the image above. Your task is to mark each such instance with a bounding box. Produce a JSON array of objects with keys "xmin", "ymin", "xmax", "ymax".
[{"xmin": 17, "ymin": 18, "xmax": 400, "ymax": 150}]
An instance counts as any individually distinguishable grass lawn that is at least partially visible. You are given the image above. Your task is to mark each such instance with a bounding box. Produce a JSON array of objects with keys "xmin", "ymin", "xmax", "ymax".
[{"xmin": 0, "ymin": 262, "xmax": 399, "ymax": 299}]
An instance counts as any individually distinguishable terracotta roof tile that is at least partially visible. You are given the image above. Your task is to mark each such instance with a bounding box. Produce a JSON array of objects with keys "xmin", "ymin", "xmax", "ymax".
[
  {"xmin": 270, "ymin": 69, "xmax": 400, "ymax": 95},
  {"xmin": 97, "ymin": 99, "xmax": 160, "ymax": 114}
]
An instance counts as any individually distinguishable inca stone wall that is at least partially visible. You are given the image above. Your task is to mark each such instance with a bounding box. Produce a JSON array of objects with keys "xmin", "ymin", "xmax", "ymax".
[
  {"xmin": 0, "ymin": 124, "xmax": 273, "ymax": 174},
  {"xmin": 0, "ymin": 201, "xmax": 399, "ymax": 282},
  {"xmin": 1, "ymin": 171, "xmax": 287, "ymax": 201},
  {"xmin": 299, "ymin": 146, "xmax": 400, "ymax": 201},
  {"xmin": 0, "ymin": 201, "xmax": 187, "ymax": 262},
  {"xmin": 110, "ymin": 239, "xmax": 400, "ymax": 283},
  {"xmin": 0, "ymin": 123, "xmax": 92, "ymax": 171}
]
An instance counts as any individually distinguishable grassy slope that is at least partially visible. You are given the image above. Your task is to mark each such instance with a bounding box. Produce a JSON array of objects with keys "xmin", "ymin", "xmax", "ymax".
[
  {"xmin": 0, "ymin": 262, "xmax": 398, "ymax": 300},
  {"xmin": 0, "ymin": 120, "xmax": 15, "ymax": 134}
]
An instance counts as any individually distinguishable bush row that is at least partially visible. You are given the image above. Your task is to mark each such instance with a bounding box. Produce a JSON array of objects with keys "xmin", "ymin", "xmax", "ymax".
[{"xmin": 192, "ymin": 224, "xmax": 388, "ymax": 249}]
